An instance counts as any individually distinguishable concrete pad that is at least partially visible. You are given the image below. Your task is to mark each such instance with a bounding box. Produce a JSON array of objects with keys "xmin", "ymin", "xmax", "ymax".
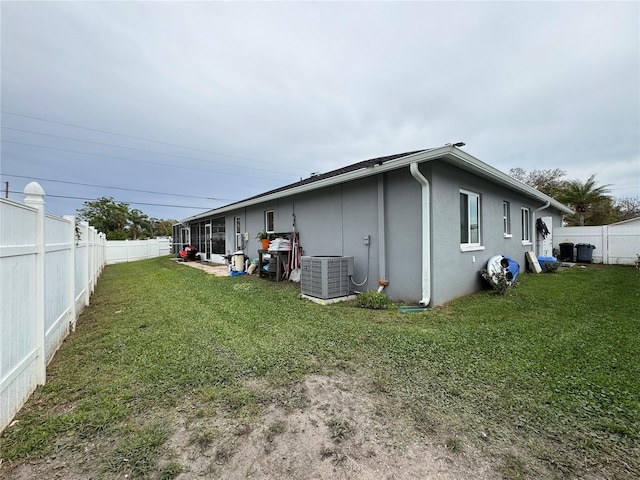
[{"xmin": 299, "ymin": 294, "xmax": 357, "ymax": 305}]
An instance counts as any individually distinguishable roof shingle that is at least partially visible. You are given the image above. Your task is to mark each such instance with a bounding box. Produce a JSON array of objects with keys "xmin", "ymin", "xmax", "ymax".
[{"xmin": 238, "ymin": 149, "xmax": 425, "ymax": 204}]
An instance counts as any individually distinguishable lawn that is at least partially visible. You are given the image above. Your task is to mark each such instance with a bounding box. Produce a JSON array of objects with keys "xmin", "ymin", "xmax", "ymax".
[{"xmin": 1, "ymin": 258, "xmax": 638, "ymax": 479}]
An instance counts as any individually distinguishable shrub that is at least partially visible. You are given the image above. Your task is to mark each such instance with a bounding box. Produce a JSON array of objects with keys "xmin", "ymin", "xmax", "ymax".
[
  {"xmin": 543, "ymin": 261, "xmax": 560, "ymax": 273},
  {"xmin": 480, "ymin": 268, "xmax": 510, "ymax": 295},
  {"xmin": 357, "ymin": 290, "xmax": 391, "ymax": 309}
]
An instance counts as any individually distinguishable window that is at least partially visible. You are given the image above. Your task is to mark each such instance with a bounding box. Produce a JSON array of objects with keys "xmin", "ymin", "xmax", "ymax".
[
  {"xmin": 521, "ymin": 207, "xmax": 531, "ymax": 244},
  {"xmin": 503, "ymin": 201, "xmax": 512, "ymax": 237},
  {"xmin": 460, "ymin": 190, "xmax": 482, "ymax": 250},
  {"xmin": 265, "ymin": 210, "xmax": 274, "ymax": 233}
]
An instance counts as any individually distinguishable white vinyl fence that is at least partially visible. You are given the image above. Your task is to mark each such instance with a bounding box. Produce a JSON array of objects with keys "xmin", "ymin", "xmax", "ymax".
[
  {"xmin": 106, "ymin": 237, "xmax": 171, "ymax": 265},
  {"xmin": 554, "ymin": 223, "xmax": 640, "ymax": 265},
  {"xmin": 0, "ymin": 183, "xmax": 106, "ymax": 432}
]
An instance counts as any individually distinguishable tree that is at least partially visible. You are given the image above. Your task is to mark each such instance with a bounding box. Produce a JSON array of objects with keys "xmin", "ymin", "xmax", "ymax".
[
  {"xmin": 149, "ymin": 218, "xmax": 176, "ymax": 237},
  {"xmin": 509, "ymin": 168, "xmax": 567, "ymax": 198},
  {"xmin": 77, "ymin": 197, "xmax": 130, "ymax": 239},
  {"xmin": 556, "ymin": 175, "xmax": 612, "ymax": 226},
  {"xmin": 613, "ymin": 196, "xmax": 640, "ymax": 222},
  {"xmin": 509, "ymin": 168, "xmax": 636, "ymax": 225},
  {"xmin": 77, "ymin": 197, "xmax": 177, "ymax": 240},
  {"xmin": 128, "ymin": 208, "xmax": 150, "ymax": 240}
]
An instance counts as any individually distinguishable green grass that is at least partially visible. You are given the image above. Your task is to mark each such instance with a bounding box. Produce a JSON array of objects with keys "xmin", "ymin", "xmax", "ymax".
[{"xmin": 1, "ymin": 258, "xmax": 638, "ymax": 479}]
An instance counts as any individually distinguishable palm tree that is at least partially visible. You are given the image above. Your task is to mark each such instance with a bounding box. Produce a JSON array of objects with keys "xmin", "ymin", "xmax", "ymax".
[{"xmin": 557, "ymin": 175, "xmax": 611, "ymax": 226}]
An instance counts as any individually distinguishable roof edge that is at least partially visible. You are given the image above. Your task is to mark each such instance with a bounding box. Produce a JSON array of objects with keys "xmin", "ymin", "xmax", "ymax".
[
  {"xmin": 181, "ymin": 146, "xmax": 573, "ymax": 222},
  {"xmin": 447, "ymin": 149, "xmax": 574, "ymax": 215}
]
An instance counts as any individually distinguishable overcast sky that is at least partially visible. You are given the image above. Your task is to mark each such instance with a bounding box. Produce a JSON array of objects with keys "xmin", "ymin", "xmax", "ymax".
[{"xmin": 1, "ymin": 1, "xmax": 638, "ymax": 221}]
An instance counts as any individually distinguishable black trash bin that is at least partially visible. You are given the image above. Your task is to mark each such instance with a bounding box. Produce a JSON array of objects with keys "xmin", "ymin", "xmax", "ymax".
[
  {"xmin": 575, "ymin": 244, "xmax": 596, "ymax": 263},
  {"xmin": 559, "ymin": 242, "xmax": 574, "ymax": 262}
]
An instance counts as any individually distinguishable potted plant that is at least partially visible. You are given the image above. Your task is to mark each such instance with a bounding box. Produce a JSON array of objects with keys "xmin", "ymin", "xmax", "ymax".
[{"xmin": 256, "ymin": 231, "xmax": 270, "ymax": 250}]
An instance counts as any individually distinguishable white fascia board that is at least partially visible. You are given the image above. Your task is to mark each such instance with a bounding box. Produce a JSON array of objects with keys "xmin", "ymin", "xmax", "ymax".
[
  {"xmin": 447, "ymin": 150, "xmax": 574, "ymax": 215},
  {"xmin": 182, "ymin": 146, "xmax": 572, "ymax": 222}
]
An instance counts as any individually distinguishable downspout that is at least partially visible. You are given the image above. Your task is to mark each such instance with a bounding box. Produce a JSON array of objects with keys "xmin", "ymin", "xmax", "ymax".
[
  {"xmin": 533, "ymin": 201, "xmax": 550, "ymax": 256},
  {"xmin": 377, "ymin": 175, "xmax": 388, "ymax": 292},
  {"xmin": 409, "ymin": 163, "xmax": 431, "ymax": 307}
]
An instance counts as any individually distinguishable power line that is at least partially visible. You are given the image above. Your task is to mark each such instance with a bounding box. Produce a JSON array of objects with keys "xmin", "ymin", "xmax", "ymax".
[
  {"xmin": 1, "ymin": 110, "xmax": 308, "ymax": 172},
  {"xmin": 2, "ymin": 126, "xmax": 296, "ymax": 176},
  {"xmin": 5, "ymin": 190, "xmax": 211, "ymax": 209},
  {"xmin": 0, "ymin": 173, "xmax": 235, "ymax": 201},
  {"xmin": 1, "ymin": 140, "xmax": 292, "ymax": 181}
]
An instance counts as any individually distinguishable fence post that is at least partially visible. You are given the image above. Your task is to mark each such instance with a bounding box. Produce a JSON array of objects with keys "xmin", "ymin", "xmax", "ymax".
[
  {"xmin": 89, "ymin": 227, "xmax": 96, "ymax": 294},
  {"xmin": 23, "ymin": 182, "xmax": 46, "ymax": 386},
  {"xmin": 81, "ymin": 222, "xmax": 90, "ymax": 307},
  {"xmin": 100, "ymin": 233, "xmax": 106, "ymax": 272},
  {"xmin": 63, "ymin": 215, "xmax": 77, "ymax": 331}
]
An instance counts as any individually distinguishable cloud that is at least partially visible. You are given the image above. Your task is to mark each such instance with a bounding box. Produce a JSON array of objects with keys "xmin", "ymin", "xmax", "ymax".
[{"xmin": 1, "ymin": 1, "xmax": 638, "ymax": 219}]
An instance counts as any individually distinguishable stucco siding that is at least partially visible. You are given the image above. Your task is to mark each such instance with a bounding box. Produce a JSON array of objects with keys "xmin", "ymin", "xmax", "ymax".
[
  {"xmin": 429, "ymin": 162, "xmax": 564, "ymax": 305},
  {"xmin": 340, "ymin": 179, "xmax": 380, "ymax": 290},
  {"xmin": 181, "ymin": 158, "xmax": 568, "ymax": 307},
  {"xmin": 383, "ymin": 168, "xmax": 423, "ymax": 302},
  {"xmin": 223, "ymin": 179, "xmax": 381, "ymax": 292},
  {"xmin": 430, "ymin": 164, "xmax": 480, "ymax": 305}
]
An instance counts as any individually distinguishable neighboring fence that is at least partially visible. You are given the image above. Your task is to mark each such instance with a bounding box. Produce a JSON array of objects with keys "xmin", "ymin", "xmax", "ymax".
[
  {"xmin": 554, "ymin": 224, "xmax": 640, "ymax": 265},
  {"xmin": 106, "ymin": 238, "xmax": 171, "ymax": 265},
  {"xmin": 0, "ymin": 183, "xmax": 106, "ymax": 432}
]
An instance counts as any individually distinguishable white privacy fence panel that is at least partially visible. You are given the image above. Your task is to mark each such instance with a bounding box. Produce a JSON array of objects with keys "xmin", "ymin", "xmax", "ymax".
[
  {"xmin": 1, "ymin": 183, "xmax": 106, "ymax": 432},
  {"xmin": 0, "ymin": 199, "xmax": 39, "ymax": 436},
  {"xmin": 106, "ymin": 237, "xmax": 171, "ymax": 264},
  {"xmin": 44, "ymin": 214, "xmax": 74, "ymax": 364},
  {"xmin": 555, "ymin": 226, "xmax": 604, "ymax": 262},
  {"xmin": 607, "ymin": 226, "xmax": 640, "ymax": 265},
  {"xmin": 554, "ymin": 224, "xmax": 640, "ymax": 265},
  {"xmin": 74, "ymin": 231, "xmax": 88, "ymax": 312}
]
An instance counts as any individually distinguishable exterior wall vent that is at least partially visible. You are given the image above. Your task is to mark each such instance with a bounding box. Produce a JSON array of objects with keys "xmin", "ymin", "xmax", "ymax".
[{"xmin": 300, "ymin": 256, "xmax": 354, "ymax": 299}]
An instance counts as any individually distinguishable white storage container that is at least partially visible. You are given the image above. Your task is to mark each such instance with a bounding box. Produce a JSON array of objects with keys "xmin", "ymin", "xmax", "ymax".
[{"xmin": 233, "ymin": 251, "xmax": 245, "ymax": 272}]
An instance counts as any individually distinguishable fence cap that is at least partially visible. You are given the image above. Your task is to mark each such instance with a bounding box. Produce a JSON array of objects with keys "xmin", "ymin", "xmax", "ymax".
[{"xmin": 24, "ymin": 182, "xmax": 45, "ymax": 205}]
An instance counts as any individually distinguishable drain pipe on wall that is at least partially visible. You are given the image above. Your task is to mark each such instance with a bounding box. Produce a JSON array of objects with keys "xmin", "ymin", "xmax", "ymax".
[
  {"xmin": 377, "ymin": 175, "xmax": 388, "ymax": 293},
  {"xmin": 409, "ymin": 163, "xmax": 431, "ymax": 307}
]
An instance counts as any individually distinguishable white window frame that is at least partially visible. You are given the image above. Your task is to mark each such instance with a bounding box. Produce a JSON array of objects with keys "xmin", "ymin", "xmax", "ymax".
[
  {"xmin": 503, "ymin": 201, "xmax": 512, "ymax": 238},
  {"xmin": 265, "ymin": 210, "xmax": 275, "ymax": 233},
  {"xmin": 460, "ymin": 189, "xmax": 484, "ymax": 252},
  {"xmin": 521, "ymin": 207, "xmax": 532, "ymax": 245}
]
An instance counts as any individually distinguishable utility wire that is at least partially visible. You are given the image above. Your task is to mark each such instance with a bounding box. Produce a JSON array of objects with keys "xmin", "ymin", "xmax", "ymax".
[
  {"xmin": 1, "ymin": 110, "xmax": 308, "ymax": 172},
  {"xmin": 2, "ymin": 126, "xmax": 298, "ymax": 177},
  {"xmin": 1, "ymin": 140, "xmax": 288, "ymax": 181},
  {"xmin": 5, "ymin": 190, "xmax": 211, "ymax": 209},
  {"xmin": 0, "ymin": 173, "xmax": 234, "ymax": 201}
]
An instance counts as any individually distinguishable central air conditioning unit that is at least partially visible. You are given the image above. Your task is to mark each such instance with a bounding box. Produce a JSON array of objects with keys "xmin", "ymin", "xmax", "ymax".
[{"xmin": 300, "ymin": 256, "xmax": 354, "ymax": 299}]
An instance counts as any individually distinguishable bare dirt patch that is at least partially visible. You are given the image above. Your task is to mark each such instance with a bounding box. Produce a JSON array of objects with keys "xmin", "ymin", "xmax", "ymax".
[
  {"xmin": 2, "ymin": 373, "xmax": 499, "ymax": 479},
  {"xmin": 174, "ymin": 259, "xmax": 230, "ymax": 277},
  {"xmin": 165, "ymin": 375, "xmax": 497, "ymax": 479}
]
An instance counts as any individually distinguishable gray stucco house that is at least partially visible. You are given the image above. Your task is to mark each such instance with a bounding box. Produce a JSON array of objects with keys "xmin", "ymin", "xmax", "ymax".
[{"xmin": 173, "ymin": 145, "xmax": 572, "ymax": 306}]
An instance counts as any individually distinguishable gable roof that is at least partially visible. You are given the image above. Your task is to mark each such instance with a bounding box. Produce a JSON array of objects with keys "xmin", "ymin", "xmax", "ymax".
[{"xmin": 183, "ymin": 145, "xmax": 572, "ymax": 222}]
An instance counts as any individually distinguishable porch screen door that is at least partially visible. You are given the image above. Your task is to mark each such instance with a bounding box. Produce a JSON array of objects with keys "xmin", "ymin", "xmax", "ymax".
[{"xmin": 205, "ymin": 224, "xmax": 212, "ymax": 261}]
